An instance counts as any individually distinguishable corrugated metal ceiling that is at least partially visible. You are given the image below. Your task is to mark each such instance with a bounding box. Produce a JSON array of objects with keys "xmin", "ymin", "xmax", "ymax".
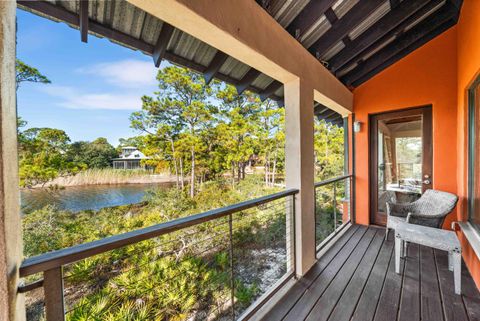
[{"xmin": 17, "ymin": 0, "xmax": 462, "ymax": 126}]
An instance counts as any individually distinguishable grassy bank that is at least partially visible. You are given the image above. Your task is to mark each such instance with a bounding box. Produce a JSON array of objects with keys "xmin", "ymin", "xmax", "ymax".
[
  {"xmin": 35, "ymin": 168, "xmax": 176, "ymax": 188},
  {"xmin": 23, "ymin": 177, "xmax": 287, "ymax": 320}
]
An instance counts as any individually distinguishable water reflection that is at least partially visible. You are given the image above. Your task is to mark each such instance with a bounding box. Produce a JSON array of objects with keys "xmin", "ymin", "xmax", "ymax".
[{"xmin": 21, "ymin": 183, "xmax": 173, "ymax": 213}]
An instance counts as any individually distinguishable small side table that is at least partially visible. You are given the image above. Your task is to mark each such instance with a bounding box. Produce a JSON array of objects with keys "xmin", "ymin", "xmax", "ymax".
[{"xmin": 395, "ymin": 221, "xmax": 462, "ymax": 295}]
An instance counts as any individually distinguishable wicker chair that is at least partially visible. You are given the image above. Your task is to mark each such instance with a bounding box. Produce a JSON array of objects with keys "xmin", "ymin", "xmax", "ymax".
[{"xmin": 385, "ymin": 189, "xmax": 458, "ymax": 240}]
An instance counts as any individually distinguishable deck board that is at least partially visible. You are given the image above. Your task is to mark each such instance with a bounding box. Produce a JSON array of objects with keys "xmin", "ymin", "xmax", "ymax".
[
  {"xmin": 259, "ymin": 225, "xmax": 480, "ymax": 321},
  {"xmin": 435, "ymin": 249, "xmax": 469, "ymax": 321},
  {"xmin": 398, "ymin": 243, "xmax": 420, "ymax": 321},
  {"xmin": 260, "ymin": 225, "xmax": 361, "ymax": 321},
  {"xmin": 460, "ymin": 261, "xmax": 480, "ymax": 321},
  {"xmin": 305, "ymin": 228, "xmax": 380, "ymax": 321},
  {"xmin": 350, "ymin": 236, "xmax": 393, "ymax": 321},
  {"xmin": 420, "ymin": 246, "xmax": 444, "ymax": 321},
  {"xmin": 281, "ymin": 226, "xmax": 369, "ymax": 321},
  {"xmin": 327, "ymin": 230, "xmax": 384, "ymax": 321},
  {"xmin": 372, "ymin": 233, "xmax": 405, "ymax": 321}
]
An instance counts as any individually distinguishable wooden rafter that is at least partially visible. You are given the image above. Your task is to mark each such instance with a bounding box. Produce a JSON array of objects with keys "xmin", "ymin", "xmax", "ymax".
[
  {"xmin": 204, "ymin": 51, "xmax": 229, "ymax": 85},
  {"xmin": 286, "ymin": 0, "xmax": 337, "ymax": 38},
  {"xmin": 324, "ymin": 112, "xmax": 342, "ymax": 122},
  {"xmin": 16, "ymin": 1, "xmax": 284, "ymax": 104},
  {"xmin": 260, "ymin": 80, "xmax": 282, "ymax": 101},
  {"xmin": 152, "ymin": 23, "xmax": 174, "ymax": 67},
  {"xmin": 79, "ymin": 0, "xmax": 88, "ymax": 43},
  {"xmin": 350, "ymin": 19, "xmax": 456, "ymax": 87},
  {"xmin": 329, "ymin": 0, "xmax": 439, "ymax": 72},
  {"xmin": 321, "ymin": 109, "xmax": 338, "ymax": 120},
  {"xmin": 342, "ymin": 4, "xmax": 458, "ymax": 86},
  {"xmin": 308, "ymin": 0, "xmax": 385, "ymax": 57},
  {"xmin": 235, "ymin": 68, "xmax": 261, "ymax": 95}
]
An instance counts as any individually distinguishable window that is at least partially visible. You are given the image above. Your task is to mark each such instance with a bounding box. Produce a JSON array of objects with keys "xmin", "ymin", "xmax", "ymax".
[{"xmin": 468, "ymin": 76, "xmax": 480, "ymax": 231}]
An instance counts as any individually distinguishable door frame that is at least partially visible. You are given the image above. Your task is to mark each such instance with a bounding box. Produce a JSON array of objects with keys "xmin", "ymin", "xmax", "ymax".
[{"xmin": 369, "ymin": 105, "xmax": 433, "ymax": 226}]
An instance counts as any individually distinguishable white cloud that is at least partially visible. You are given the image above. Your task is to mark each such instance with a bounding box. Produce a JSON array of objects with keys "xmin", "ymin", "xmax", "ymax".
[
  {"xmin": 40, "ymin": 85, "xmax": 142, "ymax": 110},
  {"xmin": 77, "ymin": 59, "xmax": 157, "ymax": 88}
]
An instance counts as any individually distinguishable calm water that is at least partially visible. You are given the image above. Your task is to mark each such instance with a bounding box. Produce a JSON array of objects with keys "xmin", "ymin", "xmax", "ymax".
[{"xmin": 21, "ymin": 183, "xmax": 173, "ymax": 213}]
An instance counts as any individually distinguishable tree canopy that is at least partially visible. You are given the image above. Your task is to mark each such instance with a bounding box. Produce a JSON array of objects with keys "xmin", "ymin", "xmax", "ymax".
[{"xmin": 15, "ymin": 59, "xmax": 51, "ymax": 90}]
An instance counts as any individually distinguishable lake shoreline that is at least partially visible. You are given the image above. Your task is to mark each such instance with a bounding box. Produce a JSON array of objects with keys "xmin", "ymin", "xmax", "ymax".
[
  {"xmin": 26, "ymin": 168, "xmax": 180, "ymax": 189},
  {"xmin": 21, "ymin": 181, "xmax": 175, "ymax": 213}
]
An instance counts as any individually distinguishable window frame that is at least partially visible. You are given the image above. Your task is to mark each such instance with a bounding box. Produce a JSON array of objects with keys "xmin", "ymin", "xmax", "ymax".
[{"xmin": 467, "ymin": 75, "xmax": 480, "ymax": 232}]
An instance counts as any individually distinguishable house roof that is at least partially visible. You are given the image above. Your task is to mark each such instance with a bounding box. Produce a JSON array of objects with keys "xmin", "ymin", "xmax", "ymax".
[
  {"xmin": 113, "ymin": 149, "xmax": 149, "ymax": 161},
  {"xmin": 17, "ymin": 0, "xmax": 462, "ymax": 127}
]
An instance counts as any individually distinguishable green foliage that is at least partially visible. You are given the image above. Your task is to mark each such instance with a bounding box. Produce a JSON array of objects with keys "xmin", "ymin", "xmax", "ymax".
[
  {"xmin": 18, "ymin": 122, "xmax": 119, "ymax": 187},
  {"xmin": 130, "ymin": 66, "xmax": 286, "ymax": 196},
  {"xmin": 66, "ymin": 138, "xmax": 118, "ymax": 169},
  {"xmin": 314, "ymin": 118, "xmax": 345, "ymax": 180},
  {"xmin": 18, "ymin": 127, "xmax": 85, "ymax": 187},
  {"xmin": 23, "ymin": 178, "xmax": 288, "ymax": 320},
  {"xmin": 15, "ymin": 59, "xmax": 51, "ymax": 90}
]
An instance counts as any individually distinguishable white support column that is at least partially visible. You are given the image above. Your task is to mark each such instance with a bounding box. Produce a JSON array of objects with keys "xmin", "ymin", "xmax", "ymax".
[
  {"xmin": 0, "ymin": 1, "xmax": 25, "ymax": 321},
  {"xmin": 284, "ymin": 78, "xmax": 316, "ymax": 276}
]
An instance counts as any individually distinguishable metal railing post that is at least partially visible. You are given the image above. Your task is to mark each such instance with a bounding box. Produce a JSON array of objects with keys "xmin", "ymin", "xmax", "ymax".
[
  {"xmin": 228, "ymin": 213, "xmax": 235, "ymax": 320},
  {"xmin": 43, "ymin": 267, "xmax": 65, "ymax": 321},
  {"xmin": 333, "ymin": 182, "xmax": 337, "ymax": 230},
  {"xmin": 291, "ymin": 194, "xmax": 296, "ymax": 277}
]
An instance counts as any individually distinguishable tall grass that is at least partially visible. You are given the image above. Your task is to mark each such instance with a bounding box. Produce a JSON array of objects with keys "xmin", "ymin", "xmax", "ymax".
[{"xmin": 40, "ymin": 168, "xmax": 173, "ymax": 187}]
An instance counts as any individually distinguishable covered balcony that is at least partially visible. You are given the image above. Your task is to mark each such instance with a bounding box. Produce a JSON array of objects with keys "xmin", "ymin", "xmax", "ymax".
[{"xmin": 1, "ymin": 0, "xmax": 480, "ymax": 320}]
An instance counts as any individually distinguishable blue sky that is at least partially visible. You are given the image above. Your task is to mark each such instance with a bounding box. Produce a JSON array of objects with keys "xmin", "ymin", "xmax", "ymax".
[{"xmin": 17, "ymin": 9, "xmax": 168, "ymax": 146}]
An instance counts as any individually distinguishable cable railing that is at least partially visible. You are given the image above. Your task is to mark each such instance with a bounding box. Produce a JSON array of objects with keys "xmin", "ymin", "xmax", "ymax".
[
  {"xmin": 314, "ymin": 174, "xmax": 353, "ymax": 252},
  {"xmin": 19, "ymin": 189, "xmax": 298, "ymax": 321}
]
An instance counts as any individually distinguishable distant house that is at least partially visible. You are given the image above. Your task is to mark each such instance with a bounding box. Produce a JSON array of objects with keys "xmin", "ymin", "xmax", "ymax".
[{"xmin": 112, "ymin": 146, "xmax": 150, "ymax": 170}]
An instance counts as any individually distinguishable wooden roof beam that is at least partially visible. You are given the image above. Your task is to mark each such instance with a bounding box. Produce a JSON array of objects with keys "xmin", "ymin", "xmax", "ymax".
[
  {"xmin": 16, "ymin": 1, "xmax": 282, "ymax": 101},
  {"xmin": 204, "ymin": 51, "xmax": 229, "ymax": 85},
  {"xmin": 286, "ymin": 0, "xmax": 337, "ymax": 38},
  {"xmin": 350, "ymin": 19, "xmax": 456, "ymax": 87},
  {"xmin": 320, "ymin": 109, "xmax": 338, "ymax": 120},
  {"xmin": 259, "ymin": 80, "xmax": 283, "ymax": 101},
  {"xmin": 324, "ymin": 112, "xmax": 342, "ymax": 122},
  {"xmin": 342, "ymin": 3, "xmax": 459, "ymax": 86},
  {"xmin": 308, "ymin": 0, "xmax": 385, "ymax": 58},
  {"xmin": 79, "ymin": 0, "xmax": 88, "ymax": 42},
  {"xmin": 152, "ymin": 23, "xmax": 174, "ymax": 67},
  {"xmin": 235, "ymin": 68, "xmax": 261, "ymax": 94},
  {"xmin": 330, "ymin": 0, "xmax": 441, "ymax": 72}
]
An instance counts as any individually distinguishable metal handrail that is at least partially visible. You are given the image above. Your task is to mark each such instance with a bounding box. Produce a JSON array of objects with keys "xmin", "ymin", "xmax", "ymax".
[
  {"xmin": 314, "ymin": 174, "xmax": 352, "ymax": 188},
  {"xmin": 20, "ymin": 188, "xmax": 299, "ymax": 277},
  {"xmin": 314, "ymin": 174, "xmax": 353, "ymax": 254}
]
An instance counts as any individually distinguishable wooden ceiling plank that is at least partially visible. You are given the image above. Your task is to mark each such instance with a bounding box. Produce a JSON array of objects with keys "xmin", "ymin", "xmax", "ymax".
[
  {"xmin": 79, "ymin": 0, "xmax": 88, "ymax": 43},
  {"xmin": 260, "ymin": 80, "xmax": 283, "ymax": 101},
  {"xmin": 324, "ymin": 112, "xmax": 342, "ymax": 122},
  {"xmin": 389, "ymin": 0, "xmax": 401, "ymax": 9},
  {"xmin": 320, "ymin": 109, "xmax": 338, "ymax": 120},
  {"xmin": 204, "ymin": 51, "xmax": 229, "ymax": 85},
  {"xmin": 152, "ymin": 23, "xmax": 174, "ymax": 67},
  {"xmin": 324, "ymin": 8, "xmax": 338, "ymax": 24},
  {"xmin": 342, "ymin": 4, "xmax": 458, "ymax": 86},
  {"xmin": 16, "ymin": 1, "xmax": 278, "ymax": 100},
  {"xmin": 350, "ymin": 18, "xmax": 456, "ymax": 87},
  {"xmin": 309, "ymin": 0, "xmax": 385, "ymax": 57},
  {"xmin": 286, "ymin": 0, "xmax": 337, "ymax": 38},
  {"xmin": 330, "ymin": 0, "xmax": 440, "ymax": 72},
  {"xmin": 235, "ymin": 68, "xmax": 261, "ymax": 94}
]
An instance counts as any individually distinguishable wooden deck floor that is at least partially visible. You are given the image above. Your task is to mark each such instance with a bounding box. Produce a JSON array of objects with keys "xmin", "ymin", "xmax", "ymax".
[{"xmin": 261, "ymin": 225, "xmax": 480, "ymax": 321}]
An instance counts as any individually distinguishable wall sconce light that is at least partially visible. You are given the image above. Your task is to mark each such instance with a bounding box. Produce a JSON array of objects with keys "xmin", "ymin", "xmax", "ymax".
[{"xmin": 353, "ymin": 121, "xmax": 362, "ymax": 133}]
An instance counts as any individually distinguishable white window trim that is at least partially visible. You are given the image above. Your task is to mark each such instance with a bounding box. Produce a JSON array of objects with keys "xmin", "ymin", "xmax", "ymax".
[{"xmin": 459, "ymin": 221, "xmax": 480, "ymax": 260}]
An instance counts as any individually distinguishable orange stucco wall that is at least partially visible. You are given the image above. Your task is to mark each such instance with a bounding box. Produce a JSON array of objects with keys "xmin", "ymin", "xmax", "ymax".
[
  {"xmin": 456, "ymin": 0, "xmax": 480, "ymax": 288},
  {"xmin": 352, "ymin": 0, "xmax": 480, "ymax": 288},
  {"xmin": 353, "ymin": 27, "xmax": 458, "ymax": 225}
]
